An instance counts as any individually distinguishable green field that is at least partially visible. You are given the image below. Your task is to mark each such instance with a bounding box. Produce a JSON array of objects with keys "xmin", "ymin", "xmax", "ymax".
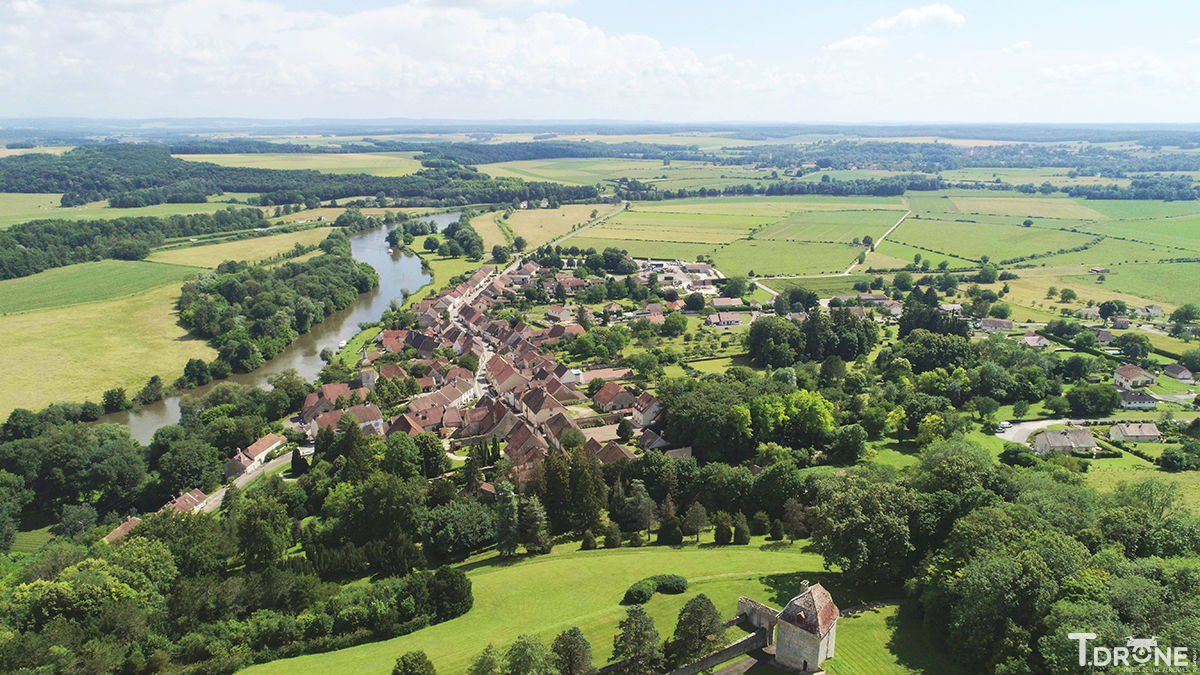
[
  {"xmin": 823, "ymin": 605, "xmax": 958, "ymax": 675},
  {"xmin": 566, "ymin": 236, "xmax": 716, "ymax": 262},
  {"xmin": 1090, "ymin": 262, "xmax": 1200, "ymax": 307},
  {"xmin": 756, "ymin": 210, "xmax": 902, "ymax": 244},
  {"xmin": 714, "ymin": 240, "xmax": 861, "ymax": 276},
  {"xmin": 243, "ymin": 537, "xmax": 946, "ymax": 675},
  {"xmin": 636, "ymin": 195, "xmax": 907, "ymax": 216},
  {"xmin": 0, "ymin": 192, "xmax": 262, "ymax": 229},
  {"xmin": 0, "ymin": 282, "xmax": 215, "ymax": 417},
  {"xmin": 476, "ymin": 157, "xmax": 774, "ymax": 191},
  {"xmin": 887, "ymin": 217, "xmax": 1095, "ymax": 262},
  {"xmin": 176, "ymin": 152, "xmax": 423, "ymax": 176},
  {"xmin": 767, "ymin": 275, "xmax": 875, "ymax": 297},
  {"xmin": 0, "ymin": 260, "xmax": 200, "ymax": 314},
  {"xmin": 147, "ymin": 228, "xmax": 334, "ymax": 268}
]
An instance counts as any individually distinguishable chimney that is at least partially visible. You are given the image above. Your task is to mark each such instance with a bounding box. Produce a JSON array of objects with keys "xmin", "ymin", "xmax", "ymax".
[{"xmin": 799, "ymin": 580, "xmax": 810, "ymax": 595}]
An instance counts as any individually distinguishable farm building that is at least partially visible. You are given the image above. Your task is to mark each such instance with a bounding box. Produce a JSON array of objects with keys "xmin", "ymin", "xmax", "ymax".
[
  {"xmin": 1164, "ymin": 363, "xmax": 1194, "ymax": 381},
  {"xmin": 979, "ymin": 318, "xmax": 1014, "ymax": 332},
  {"xmin": 1020, "ymin": 331, "xmax": 1051, "ymax": 349},
  {"xmin": 707, "ymin": 312, "xmax": 743, "ymax": 327},
  {"xmin": 1114, "ymin": 364, "xmax": 1156, "ymax": 389}
]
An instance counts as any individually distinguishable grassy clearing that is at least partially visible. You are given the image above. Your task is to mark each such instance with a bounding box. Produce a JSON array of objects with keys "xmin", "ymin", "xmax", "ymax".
[
  {"xmin": 938, "ymin": 167, "xmax": 1130, "ymax": 188},
  {"xmin": 176, "ymin": 152, "xmax": 423, "ymax": 176},
  {"xmin": 0, "ymin": 283, "xmax": 215, "ymax": 417},
  {"xmin": 1083, "ymin": 263, "xmax": 1200, "ymax": 308},
  {"xmin": 0, "ymin": 260, "xmax": 200, "ymax": 315},
  {"xmin": 468, "ymin": 211, "xmax": 512, "ymax": 250},
  {"xmin": 714, "ymin": 240, "xmax": 860, "ymax": 276},
  {"xmin": 147, "ymin": 228, "xmax": 333, "ymax": 268},
  {"xmin": 1084, "ymin": 459, "xmax": 1200, "ymax": 511},
  {"xmin": 0, "ymin": 145, "xmax": 72, "ymax": 158},
  {"xmin": 1069, "ymin": 214, "xmax": 1200, "ymax": 252},
  {"xmin": 243, "ymin": 537, "xmax": 909, "ymax": 675}
]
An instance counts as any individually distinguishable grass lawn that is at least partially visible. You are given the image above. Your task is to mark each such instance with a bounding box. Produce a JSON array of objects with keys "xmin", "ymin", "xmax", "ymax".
[
  {"xmin": 476, "ymin": 158, "xmax": 773, "ymax": 192},
  {"xmin": 823, "ymin": 604, "xmax": 959, "ymax": 675},
  {"xmin": 1083, "ymin": 456, "xmax": 1200, "ymax": 511},
  {"xmin": 336, "ymin": 327, "xmax": 383, "ymax": 367},
  {"xmin": 947, "ymin": 195, "xmax": 1109, "ymax": 220},
  {"xmin": 147, "ymin": 228, "xmax": 333, "ymax": 268},
  {"xmin": 242, "ymin": 537, "xmax": 943, "ymax": 675},
  {"xmin": 0, "ymin": 260, "xmax": 200, "ymax": 314},
  {"xmin": 176, "ymin": 152, "xmax": 423, "ymax": 176},
  {"xmin": 887, "ymin": 218, "xmax": 1095, "ymax": 263},
  {"xmin": 636, "ymin": 195, "xmax": 907, "ymax": 217},
  {"xmin": 0, "ymin": 282, "xmax": 215, "ymax": 417},
  {"xmin": 713, "ymin": 240, "xmax": 861, "ymax": 276},
  {"xmin": 10, "ymin": 525, "xmax": 53, "ymax": 554}
]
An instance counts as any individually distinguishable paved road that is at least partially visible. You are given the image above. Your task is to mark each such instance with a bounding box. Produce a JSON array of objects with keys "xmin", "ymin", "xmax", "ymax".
[{"xmin": 203, "ymin": 452, "xmax": 294, "ymax": 512}]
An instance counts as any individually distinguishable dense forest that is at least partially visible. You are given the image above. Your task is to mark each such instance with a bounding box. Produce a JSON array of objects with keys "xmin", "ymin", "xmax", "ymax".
[
  {"xmin": 176, "ymin": 230, "xmax": 379, "ymax": 372},
  {"xmin": 614, "ymin": 173, "xmax": 947, "ymax": 200},
  {"xmin": 0, "ymin": 144, "xmax": 599, "ymax": 208},
  {"xmin": 0, "ymin": 207, "xmax": 269, "ymax": 280}
]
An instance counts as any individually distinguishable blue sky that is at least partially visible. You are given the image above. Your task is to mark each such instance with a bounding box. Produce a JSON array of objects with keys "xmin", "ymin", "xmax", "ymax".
[{"xmin": 1, "ymin": 0, "xmax": 1197, "ymax": 122}]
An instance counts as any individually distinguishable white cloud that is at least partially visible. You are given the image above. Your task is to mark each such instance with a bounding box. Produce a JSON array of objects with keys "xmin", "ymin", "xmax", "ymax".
[
  {"xmin": 867, "ymin": 3, "xmax": 965, "ymax": 32},
  {"xmin": 825, "ymin": 34, "xmax": 890, "ymax": 53}
]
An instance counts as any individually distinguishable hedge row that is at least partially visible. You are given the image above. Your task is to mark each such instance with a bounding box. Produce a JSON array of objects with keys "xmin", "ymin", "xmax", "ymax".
[{"xmin": 621, "ymin": 574, "xmax": 688, "ymax": 604}]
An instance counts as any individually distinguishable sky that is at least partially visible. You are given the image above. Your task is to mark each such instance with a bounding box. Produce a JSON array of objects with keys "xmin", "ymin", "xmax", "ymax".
[{"xmin": 1, "ymin": 0, "xmax": 1198, "ymax": 123}]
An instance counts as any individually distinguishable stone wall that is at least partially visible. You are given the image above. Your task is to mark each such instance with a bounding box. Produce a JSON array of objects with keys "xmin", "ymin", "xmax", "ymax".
[{"xmin": 665, "ymin": 629, "xmax": 769, "ymax": 675}]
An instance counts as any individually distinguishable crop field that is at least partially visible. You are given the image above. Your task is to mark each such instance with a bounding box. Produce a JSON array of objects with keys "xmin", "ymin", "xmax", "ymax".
[
  {"xmin": 713, "ymin": 240, "xmax": 861, "ymax": 276},
  {"xmin": 243, "ymin": 537, "xmax": 942, "ymax": 675},
  {"xmin": 0, "ymin": 192, "xmax": 262, "ymax": 229},
  {"xmin": 1082, "ymin": 263, "xmax": 1200, "ymax": 307},
  {"xmin": 756, "ymin": 210, "xmax": 903, "ymax": 243},
  {"xmin": 0, "ymin": 260, "xmax": 200, "ymax": 314},
  {"xmin": 0, "ymin": 145, "xmax": 72, "ymax": 158},
  {"xmin": 0, "ymin": 283, "xmax": 215, "ymax": 416},
  {"xmin": 887, "ymin": 217, "xmax": 1095, "ymax": 262},
  {"xmin": 636, "ymin": 195, "xmax": 907, "ymax": 216},
  {"xmin": 947, "ymin": 195, "xmax": 1110, "ymax": 220},
  {"xmin": 477, "ymin": 157, "xmax": 775, "ymax": 192},
  {"xmin": 1080, "ymin": 199, "xmax": 1200, "ymax": 220},
  {"xmin": 768, "ymin": 275, "xmax": 875, "ymax": 298},
  {"xmin": 566, "ymin": 236, "xmax": 715, "ymax": 261},
  {"xmin": 587, "ymin": 210, "xmax": 763, "ymax": 244},
  {"xmin": 1069, "ymin": 213, "xmax": 1200, "ymax": 252},
  {"xmin": 176, "ymin": 152, "xmax": 423, "ymax": 176},
  {"xmin": 938, "ymin": 167, "xmax": 1131, "ymax": 187},
  {"xmin": 147, "ymin": 228, "xmax": 333, "ymax": 268},
  {"xmin": 504, "ymin": 203, "xmax": 621, "ymax": 247}
]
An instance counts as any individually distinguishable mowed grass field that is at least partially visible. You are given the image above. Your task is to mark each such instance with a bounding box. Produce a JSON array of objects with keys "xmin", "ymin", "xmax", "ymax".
[
  {"xmin": 176, "ymin": 152, "xmax": 423, "ymax": 176},
  {"xmin": 887, "ymin": 217, "xmax": 1095, "ymax": 262},
  {"xmin": 147, "ymin": 228, "xmax": 334, "ymax": 268},
  {"xmin": 0, "ymin": 260, "xmax": 200, "ymax": 314},
  {"xmin": 242, "ymin": 537, "xmax": 951, "ymax": 675},
  {"xmin": 0, "ymin": 192, "xmax": 264, "ymax": 229},
  {"xmin": 0, "ymin": 283, "xmax": 215, "ymax": 416},
  {"xmin": 477, "ymin": 157, "xmax": 777, "ymax": 192},
  {"xmin": 503, "ymin": 203, "xmax": 620, "ymax": 248}
]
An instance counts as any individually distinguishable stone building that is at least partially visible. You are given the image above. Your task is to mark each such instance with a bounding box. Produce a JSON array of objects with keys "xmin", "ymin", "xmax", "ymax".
[
  {"xmin": 774, "ymin": 581, "xmax": 840, "ymax": 672},
  {"xmin": 736, "ymin": 580, "xmax": 840, "ymax": 672}
]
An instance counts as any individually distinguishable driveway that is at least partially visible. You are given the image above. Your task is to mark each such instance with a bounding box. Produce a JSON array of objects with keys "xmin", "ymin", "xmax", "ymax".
[{"xmin": 202, "ymin": 452, "xmax": 295, "ymax": 512}]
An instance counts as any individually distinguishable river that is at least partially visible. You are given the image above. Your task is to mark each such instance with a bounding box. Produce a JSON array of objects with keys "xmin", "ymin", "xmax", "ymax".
[{"xmin": 103, "ymin": 211, "xmax": 461, "ymax": 443}]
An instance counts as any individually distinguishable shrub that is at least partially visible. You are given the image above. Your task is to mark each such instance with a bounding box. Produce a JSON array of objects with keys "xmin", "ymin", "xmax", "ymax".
[
  {"xmin": 581, "ymin": 529, "xmax": 597, "ymax": 550},
  {"xmin": 770, "ymin": 519, "xmax": 784, "ymax": 541},
  {"xmin": 604, "ymin": 522, "xmax": 622, "ymax": 549},
  {"xmin": 622, "ymin": 575, "xmax": 688, "ymax": 604},
  {"xmin": 751, "ymin": 511, "xmax": 770, "ymax": 536},
  {"xmin": 657, "ymin": 517, "xmax": 683, "ymax": 546},
  {"xmin": 623, "ymin": 579, "xmax": 658, "ymax": 605},
  {"xmin": 629, "ymin": 531, "xmax": 644, "ymax": 548}
]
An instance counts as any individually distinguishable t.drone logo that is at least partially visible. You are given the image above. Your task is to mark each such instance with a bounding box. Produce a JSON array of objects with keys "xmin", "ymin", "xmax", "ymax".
[{"xmin": 1068, "ymin": 633, "xmax": 1190, "ymax": 669}]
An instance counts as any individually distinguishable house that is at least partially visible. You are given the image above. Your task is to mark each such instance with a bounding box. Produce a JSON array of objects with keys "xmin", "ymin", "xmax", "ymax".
[
  {"xmin": 311, "ymin": 403, "xmax": 386, "ymax": 436},
  {"xmin": 1092, "ymin": 329, "xmax": 1114, "ymax": 346},
  {"xmin": 1136, "ymin": 305, "xmax": 1165, "ymax": 319},
  {"xmin": 593, "ymin": 440, "xmax": 636, "ymax": 464},
  {"xmin": 1119, "ymin": 388, "xmax": 1157, "ymax": 410},
  {"xmin": 1164, "ymin": 363, "xmax": 1194, "ymax": 381},
  {"xmin": 1111, "ymin": 316, "xmax": 1131, "ymax": 329},
  {"xmin": 162, "ymin": 489, "xmax": 208, "ymax": 513},
  {"xmin": 1077, "ymin": 307, "xmax": 1101, "ymax": 321},
  {"xmin": 1089, "ymin": 266, "xmax": 1110, "ymax": 274},
  {"xmin": 665, "ymin": 446, "xmax": 693, "ymax": 459},
  {"xmin": 938, "ymin": 303, "xmax": 962, "ymax": 314},
  {"xmin": 711, "ymin": 297, "xmax": 743, "ymax": 309},
  {"xmin": 593, "ymin": 381, "xmax": 635, "ymax": 412},
  {"xmin": 1033, "ymin": 428, "xmax": 1098, "ymax": 455},
  {"xmin": 1110, "ymin": 422, "xmax": 1162, "ymax": 443},
  {"xmin": 640, "ymin": 427, "xmax": 670, "ymax": 450},
  {"xmin": 631, "ymin": 392, "xmax": 661, "ymax": 427},
  {"xmin": 979, "ymin": 318, "xmax": 1014, "ymax": 332},
  {"xmin": 544, "ymin": 305, "xmax": 573, "ymax": 323},
  {"xmin": 223, "ymin": 433, "xmax": 287, "ymax": 479},
  {"xmin": 706, "ymin": 312, "xmax": 742, "ymax": 327},
  {"xmin": 102, "ymin": 516, "xmax": 142, "ymax": 544},
  {"xmin": 300, "ymin": 382, "xmax": 354, "ymax": 422},
  {"xmin": 1114, "ymin": 364, "xmax": 1156, "ymax": 389},
  {"xmin": 878, "ymin": 299, "xmax": 903, "ymax": 317},
  {"xmin": 1021, "ymin": 331, "xmax": 1051, "ymax": 349}
]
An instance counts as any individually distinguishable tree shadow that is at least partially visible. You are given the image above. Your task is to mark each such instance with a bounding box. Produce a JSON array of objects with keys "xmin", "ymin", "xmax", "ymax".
[
  {"xmin": 757, "ymin": 571, "xmax": 895, "ymax": 610},
  {"xmin": 883, "ymin": 606, "xmax": 958, "ymax": 675}
]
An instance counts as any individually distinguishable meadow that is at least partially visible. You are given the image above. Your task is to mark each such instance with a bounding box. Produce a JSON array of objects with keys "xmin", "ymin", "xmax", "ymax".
[
  {"xmin": 0, "ymin": 283, "xmax": 215, "ymax": 416},
  {"xmin": 503, "ymin": 202, "xmax": 620, "ymax": 248},
  {"xmin": 757, "ymin": 210, "xmax": 904, "ymax": 244},
  {"xmin": 147, "ymin": 228, "xmax": 334, "ymax": 268},
  {"xmin": 0, "ymin": 191, "xmax": 262, "ymax": 229},
  {"xmin": 887, "ymin": 217, "xmax": 1095, "ymax": 262},
  {"xmin": 176, "ymin": 152, "xmax": 423, "ymax": 176},
  {"xmin": 0, "ymin": 260, "xmax": 200, "ymax": 314},
  {"xmin": 713, "ymin": 240, "xmax": 862, "ymax": 276},
  {"xmin": 476, "ymin": 157, "xmax": 775, "ymax": 192},
  {"xmin": 242, "ymin": 537, "xmax": 948, "ymax": 675}
]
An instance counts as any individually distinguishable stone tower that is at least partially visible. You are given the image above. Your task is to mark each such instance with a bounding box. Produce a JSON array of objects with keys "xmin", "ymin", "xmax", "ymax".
[{"xmin": 774, "ymin": 580, "xmax": 840, "ymax": 672}]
